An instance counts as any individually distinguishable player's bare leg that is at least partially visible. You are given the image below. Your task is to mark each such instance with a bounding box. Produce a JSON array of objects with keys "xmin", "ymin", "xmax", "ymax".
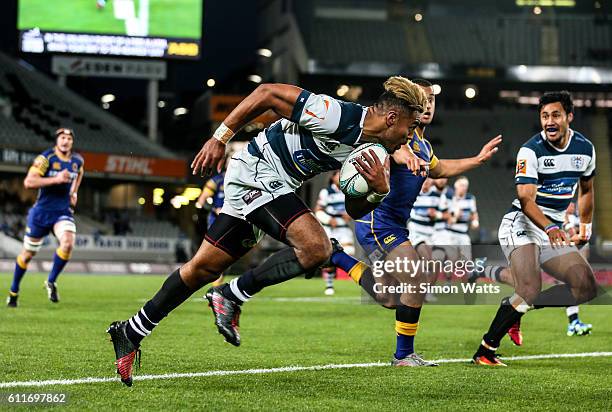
[{"xmin": 207, "ymin": 211, "xmax": 333, "ymax": 345}]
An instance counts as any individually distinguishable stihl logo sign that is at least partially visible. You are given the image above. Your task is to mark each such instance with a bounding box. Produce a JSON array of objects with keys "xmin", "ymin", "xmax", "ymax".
[{"xmin": 105, "ymin": 156, "xmax": 153, "ymax": 175}]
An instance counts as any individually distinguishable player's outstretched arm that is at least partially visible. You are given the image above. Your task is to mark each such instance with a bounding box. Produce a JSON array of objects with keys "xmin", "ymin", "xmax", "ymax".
[
  {"xmin": 191, "ymin": 84, "xmax": 303, "ymax": 177},
  {"xmin": 345, "ymin": 152, "xmax": 390, "ymax": 219},
  {"xmin": 24, "ymin": 167, "xmax": 70, "ymax": 190},
  {"xmin": 429, "ymin": 134, "xmax": 502, "ymax": 178}
]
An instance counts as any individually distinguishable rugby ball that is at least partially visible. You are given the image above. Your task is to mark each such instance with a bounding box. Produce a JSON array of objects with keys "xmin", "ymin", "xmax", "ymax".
[{"xmin": 339, "ymin": 143, "xmax": 388, "ymax": 197}]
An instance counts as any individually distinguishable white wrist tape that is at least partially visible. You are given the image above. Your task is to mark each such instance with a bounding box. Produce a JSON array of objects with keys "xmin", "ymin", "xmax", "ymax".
[
  {"xmin": 366, "ymin": 191, "xmax": 388, "ymax": 204},
  {"xmin": 213, "ymin": 123, "xmax": 235, "ymax": 144},
  {"xmin": 579, "ymin": 223, "xmax": 592, "ymax": 240}
]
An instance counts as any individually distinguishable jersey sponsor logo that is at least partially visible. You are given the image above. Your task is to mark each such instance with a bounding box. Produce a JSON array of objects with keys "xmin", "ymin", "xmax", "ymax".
[
  {"xmin": 516, "ymin": 159, "xmax": 527, "ymax": 175},
  {"xmin": 268, "ymin": 180, "xmax": 283, "ymax": 190},
  {"xmin": 52, "ymin": 162, "xmax": 61, "ymax": 170},
  {"xmin": 543, "ymin": 158, "xmax": 555, "ymax": 168},
  {"xmin": 293, "ymin": 150, "xmax": 337, "ymax": 176},
  {"xmin": 572, "ymin": 155, "xmax": 584, "ymax": 169},
  {"xmin": 242, "ymin": 189, "xmax": 262, "ymax": 205},
  {"xmin": 383, "ymin": 234, "xmax": 397, "ymax": 244}
]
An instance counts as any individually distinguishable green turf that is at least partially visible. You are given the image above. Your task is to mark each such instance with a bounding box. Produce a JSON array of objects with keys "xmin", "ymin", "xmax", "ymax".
[
  {"xmin": 1, "ymin": 272, "xmax": 611, "ymax": 410},
  {"xmin": 18, "ymin": 0, "xmax": 202, "ymax": 38}
]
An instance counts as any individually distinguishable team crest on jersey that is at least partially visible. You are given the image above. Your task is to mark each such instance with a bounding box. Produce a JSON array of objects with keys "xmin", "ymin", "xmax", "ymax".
[
  {"xmin": 72, "ymin": 163, "xmax": 78, "ymax": 172},
  {"xmin": 516, "ymin": 159, "xmax": 527, "ymax": 175},
  {"xmin": 412, "ymin": 141, "xmax": 421, "ymax": 152},
  {"xmin": 571, "ymin": 156, "xmax": 584, "ymax": 169},
  {"xmin": 52, "ymin": 162, "xmax": 61, "ymax": 170}
]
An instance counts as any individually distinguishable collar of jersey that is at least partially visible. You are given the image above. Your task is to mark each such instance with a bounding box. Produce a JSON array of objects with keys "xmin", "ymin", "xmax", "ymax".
[
  {"xmin": 354, "ymin": 107, "xmax": 368, "ymax": 145},
  {"xmin": 413, "ymin": 128, "xmax": 425, "ymax": 141},
  {"xmin": 540, "ymin": 128, "xmax": 574, "ymax": 153}
]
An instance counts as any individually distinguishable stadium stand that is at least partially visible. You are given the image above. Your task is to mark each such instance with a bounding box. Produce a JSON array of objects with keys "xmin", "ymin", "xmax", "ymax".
[
  {"xmin": 0, "ymin": 52, "xmax": 176, "ymax": 158},
  {"xmin": 300, "ymin": 12, "xmax": 609, "ymax": 67}
]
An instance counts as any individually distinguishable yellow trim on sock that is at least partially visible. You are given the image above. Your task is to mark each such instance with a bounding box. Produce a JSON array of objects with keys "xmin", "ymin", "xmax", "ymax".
[
  {"xmin": 9, "ymin": 291, "xmax": 18, "ymax": 297},
  {"xmin": 347, "ymin": 261, "xmax": 368, "ymax": 284},
  {"xmin": 56, "ymin": 247, "xmax": 71, "ymax": 261},
  {"xmin": 16, "ymin": 255, "xmax": 28, "ymax": 269},
  {"xmin": 395, "ymin": 321, "xmax": 419, "ymax": 336}
]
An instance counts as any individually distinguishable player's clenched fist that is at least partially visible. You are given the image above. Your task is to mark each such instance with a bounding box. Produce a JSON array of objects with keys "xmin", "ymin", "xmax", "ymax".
[{"xmin": 55, "ymin": 169, "xmax": 71, "ymax": 184}]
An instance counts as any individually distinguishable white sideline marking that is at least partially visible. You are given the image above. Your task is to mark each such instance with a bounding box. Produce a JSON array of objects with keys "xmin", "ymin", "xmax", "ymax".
[{"xmin": 1, "ymin": 352, "xmax": 611, "ymax": 388}]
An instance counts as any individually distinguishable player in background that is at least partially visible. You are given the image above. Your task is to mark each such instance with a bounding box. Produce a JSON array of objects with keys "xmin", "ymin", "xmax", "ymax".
[
  {"xmin": 469, "ymin": 200, "xmax": 593, "ymax": 344},
  {"xmin": 349, "ymin": 79, "xmax": 502, "ymax": 366},
  {"xmin": 107, "ymin": 77, "xmax": 428, "ymax": 386},
  {"xmin": 472, "ymin": 91, "xmax": 598, "ymax": 366},
  {"xmin": 438, "ymin": 176, "xmax": 479, "ymax": 262},
  {"xmin": 408, "ymin": 178, "xmax": 444, "ymax": 302},
  {"xmin": 315, "ymin": 171, "xmax": 354, "ymax": 295},
  {"xmin": 6, "ymin": 128, "xmax": 84, "ymax": 307},
  {"xmin": 196, "ymin": 171, "xmax": 225, "ymax": 230}
]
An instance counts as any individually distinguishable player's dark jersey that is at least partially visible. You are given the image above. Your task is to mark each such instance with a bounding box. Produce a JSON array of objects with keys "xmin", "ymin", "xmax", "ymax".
[
  {"xmin": 30, "ymin": 148, "xmax": 83, "ymax": 211},
  {"xmin": 360, "ymin": 130, "xmax": 439, "ymax": 227},
  {"xmin": 355, "ymin": 130, "xmax": 439, "ymax": 256}
]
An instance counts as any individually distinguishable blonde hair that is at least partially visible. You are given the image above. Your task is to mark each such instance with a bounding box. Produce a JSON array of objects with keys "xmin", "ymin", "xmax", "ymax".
[{"xmin": 378, "ymin": 76, "xmax": 428, "ymax": 114}]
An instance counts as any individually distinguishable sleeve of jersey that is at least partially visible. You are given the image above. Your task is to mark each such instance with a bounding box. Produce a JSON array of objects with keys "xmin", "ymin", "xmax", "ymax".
[
  {"xmin": 514, "ymin": 147, "xmax": 538, "ymax": 185},
  {"xmin": 582, "ymin": 146, "xmax": 596, "ymax": 178},
  {"xmin": 289, "ymin": 91, "xmax": 344, "ymax": 137},
  {"xmin": 29, "ymin": 155, "xmax": 49, "ymax": 176}
]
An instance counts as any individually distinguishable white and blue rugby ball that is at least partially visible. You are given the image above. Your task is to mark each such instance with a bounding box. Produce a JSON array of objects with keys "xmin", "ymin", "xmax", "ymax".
[{"xmin": 339, "ymin": 143, "xmax": 388, "ymax": 197}]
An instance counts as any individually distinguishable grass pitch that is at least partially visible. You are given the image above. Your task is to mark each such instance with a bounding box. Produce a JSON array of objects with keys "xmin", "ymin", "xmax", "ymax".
[
  {"xmin": 18, "ymin": 0, "xmax": 202, "ymax": 38},
  {"xmin": 1, "ymin": 272, "xmax": 611, "ymax": 410}
]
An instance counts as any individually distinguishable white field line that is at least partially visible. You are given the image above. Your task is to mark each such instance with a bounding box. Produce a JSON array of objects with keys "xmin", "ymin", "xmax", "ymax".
[{"xmin": 1, "ymin": 352, "xmax": 611, "ymax": 389}]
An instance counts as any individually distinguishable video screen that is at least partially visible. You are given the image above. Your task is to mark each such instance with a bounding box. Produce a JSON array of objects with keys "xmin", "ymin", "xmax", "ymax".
[{"xmin": 18, "ymin": 0, "xmax": 203, "ymax": 59}]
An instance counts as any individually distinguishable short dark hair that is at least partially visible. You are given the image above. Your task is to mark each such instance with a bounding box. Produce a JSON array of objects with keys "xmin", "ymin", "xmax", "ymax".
[
  {"xmin": 538, "ymin": 91, "xmax": 573, "ymax": 115},
  {"xmin": 412, "ymin": 78, "xmax": 433, "ymax": 88}
]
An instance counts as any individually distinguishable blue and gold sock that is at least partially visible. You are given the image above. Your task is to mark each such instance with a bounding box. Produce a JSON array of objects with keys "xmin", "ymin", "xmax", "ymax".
[
  {"xmin": 48, "ymin": 248, "xmax": 70, "ymax": 284},
  {"xmin": 394, "ymin": 305, "xmax": 421, "ymax": 359},
  {"xmin": 10, "ymin": 255, "xmax": 29, "ymax": 294}
]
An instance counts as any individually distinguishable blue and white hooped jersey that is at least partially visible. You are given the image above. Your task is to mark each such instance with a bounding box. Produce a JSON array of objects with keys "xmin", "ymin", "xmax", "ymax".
[
  {"xmin": 317, "ymin": 184, "xmax": 348, "ymax": 227},
  {"xmin": 440, "ymin": 192, "xmax": 477, "ymax": 234},
  {"xmin": 30, "ymin": 148, "xmax": 84, "ymax": 212},
  {"xmin": 409, "ymin": 185, "xmax": 444, "ymax": 235},
  {"xmin": 513, "ymin": 129, "xmax": 595, "ymax": 222},
  {"xmin": 247, "ymin": 90, "xmax": 366, "ymax": 186}
]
